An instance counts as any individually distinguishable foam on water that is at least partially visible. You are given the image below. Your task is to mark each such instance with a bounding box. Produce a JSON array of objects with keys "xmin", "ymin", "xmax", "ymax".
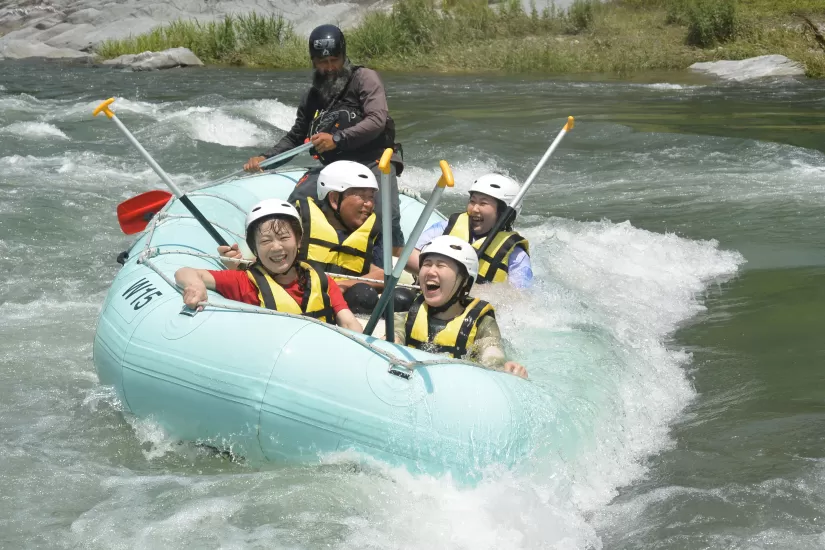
[
  {"xmin": 52, "ymin": 97, "xmax": 164, "ymax": 121},
  {"xmin": 638, "ymin": 83, "xmax": 704, "ymax": 91},
  {"xmin": 158, "ymin": 106, "xmax": 273, "ymax": 147},
  {"xmin": 0, "ymin": 121, "xmax": 68, "ymax": 139},
  {"xmin": 0, "ymin": 151, "xmax": 193, "ymax": 195},
  {"xmin": 8, "ymin": 75, "xmax": 812, "ymax": 548},
  {"xmin": 234, "ymin": 98, "xmax": 297, "ymax": 131},
  {"xmin": 0, "ymin": 93, "xmax": 45, "ymax": 119},
  {"xmin": 70, "ymin": 204, "xmax": 743, "ymax": 547},
  {"xmin": 399, "ymin": 156, "xmax": 505, "ymax": 195},
  {"xmin": 592, "ymin": 463, "xmax": 825, "ymax": 548},
  {"xmin": 546, "ymin": 129, "xmax": 825, "ymax": 209}
]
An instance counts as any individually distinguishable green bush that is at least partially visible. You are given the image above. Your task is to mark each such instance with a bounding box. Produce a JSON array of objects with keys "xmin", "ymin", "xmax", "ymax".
[
  {"xmin": 392, "ymin": 0, "xmax": 443, "ymax": 54},
  {"xmin": 568, "ymin": 0, "xmax": 598, "ymax": 33},
  {"xmin": 685, "ymin": 0, "xmax": 737, "ymax": 47},
  {"xmin": 96, "ymin": 14, "xmax": 297, "ymax": 64},
  {"xmin": 347, "ymin": 12, "xmax": 400, "ymax": 59}
]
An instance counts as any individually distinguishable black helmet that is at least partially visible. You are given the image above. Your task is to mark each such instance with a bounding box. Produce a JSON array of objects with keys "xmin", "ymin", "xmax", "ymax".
[{"xmin": 309, "ymin": 24, "xmax": 346, "ymax": 59}]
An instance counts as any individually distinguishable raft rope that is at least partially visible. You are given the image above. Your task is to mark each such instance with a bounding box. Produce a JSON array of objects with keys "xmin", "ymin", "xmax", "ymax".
[
  {"xmin": 140, "ymin": 248, "xmax": 420, "ymax": 291},
  {"xmin": 132, "ymin": 200, "xmax": 468, "ymax": 374},
  {"xmin": 139, "ymin": 248, "xmax": 470, "ymax": 373}
]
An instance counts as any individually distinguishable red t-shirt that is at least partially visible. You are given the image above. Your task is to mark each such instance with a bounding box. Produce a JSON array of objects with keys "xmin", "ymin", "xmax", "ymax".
[{"xmin": 208, "ymin": 269, "xmax": 349, "ymax": 316}]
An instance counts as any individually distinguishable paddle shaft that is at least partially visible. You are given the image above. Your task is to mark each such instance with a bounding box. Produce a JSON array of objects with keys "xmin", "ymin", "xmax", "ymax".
[
  {"xmin": 108, "ymin": 113, "xmax": 229, "ymax": 247},
  {"xmin": 363, "ymin": 183, "xmax": 447, "ymax": 336},
  {"xmin": 381, "ymin": 176, "xmax": 395, "ymax": 340},
  {"xmin": 475, "ymin": 117, "xmax": 573, "ymax": 261},
  {"xmin": 380, "ymin": 150, "xmax": 395, "ymax": 341},
  {"xmin": 216, "ymin": 142, "xmax": 315, "ymax": 184}
]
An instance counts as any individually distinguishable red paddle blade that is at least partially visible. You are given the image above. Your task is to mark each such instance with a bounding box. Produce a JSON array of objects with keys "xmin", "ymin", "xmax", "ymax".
[{"xmin": 117, "ymin": 190, "xmax": 173, "ymax": 234}]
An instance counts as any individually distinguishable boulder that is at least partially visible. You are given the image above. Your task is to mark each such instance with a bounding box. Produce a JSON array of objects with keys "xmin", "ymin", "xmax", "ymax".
[
  {"xmin": 101, "ymin": 47, "xmax": 204, "ymax": 71},
  {"xmin": 0, "ymin": 0, "xmax": 382, "ymax": 55},
  {"xmin": 689, "ymin": 55, "xmax": 805, "ymax": 81},
  {"xmin": 0, "ymin": 39, "xmax": 91, "ymax": 60}
]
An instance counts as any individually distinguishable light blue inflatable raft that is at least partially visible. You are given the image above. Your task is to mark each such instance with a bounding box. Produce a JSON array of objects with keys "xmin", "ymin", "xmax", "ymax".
[{"xmin": 93, "ymin": 169, "xmax": 535, "ymax": 483}]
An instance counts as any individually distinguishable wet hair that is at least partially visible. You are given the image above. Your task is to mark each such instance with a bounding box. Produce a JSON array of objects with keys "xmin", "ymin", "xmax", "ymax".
[
  {"xmin": 246, "ymin": 215, "xmax": 309, "ymax": 288},
  {"xmin": 245, "ymin": 215, "xmax": 302, "ymax": 255}
]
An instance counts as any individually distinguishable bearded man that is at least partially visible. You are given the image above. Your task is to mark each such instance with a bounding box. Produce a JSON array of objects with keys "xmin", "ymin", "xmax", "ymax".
[{"xmin": 244, "ymin": 24, "xmax": 405, "ymax": 249}]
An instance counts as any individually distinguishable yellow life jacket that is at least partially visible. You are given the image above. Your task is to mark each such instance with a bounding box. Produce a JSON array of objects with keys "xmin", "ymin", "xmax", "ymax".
[
  {"xmin": 404, "ymin": 295, "xmax": 495, "ymax": 359},
  {"xmin": 297, "ymin": 197, "xmax": 379, "ymax": 277},
  {"xmin": 246, "ymin": 261, "xmax": 335, "ymax": 324},
  {"xmin": 443, "ymin": 212, "xmax": 529, "ymax": 284}
]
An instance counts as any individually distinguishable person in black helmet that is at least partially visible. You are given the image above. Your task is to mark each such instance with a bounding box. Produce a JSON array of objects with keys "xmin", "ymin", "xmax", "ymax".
[{"xmin": 244, "ymin": 23, "xmax": 405, "ymax": 252}]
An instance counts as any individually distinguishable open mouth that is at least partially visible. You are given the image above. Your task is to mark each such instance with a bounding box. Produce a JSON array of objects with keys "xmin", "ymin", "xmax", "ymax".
[
  {"xmin": 424, "ymin": 281, "xmax": 441, "ymax": 291},
  {"xmin": 470, "ymin": 215, "xmax": 484, "ymax": 225},
  {"xmin": 268, "ymin": 254, "xmax": 287, "ymax": 264}
]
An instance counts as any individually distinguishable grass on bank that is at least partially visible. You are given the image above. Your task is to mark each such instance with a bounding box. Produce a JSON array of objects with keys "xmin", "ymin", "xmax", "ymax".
[{"xmin": 96, "ymin": 0, "xmax": 825, "ymax": 77}]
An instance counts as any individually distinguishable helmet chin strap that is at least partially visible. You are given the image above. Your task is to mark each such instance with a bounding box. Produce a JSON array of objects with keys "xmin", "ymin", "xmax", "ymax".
[{"xmin": 329, "ymin": 195, "xmax": 355, "ymax": 232}]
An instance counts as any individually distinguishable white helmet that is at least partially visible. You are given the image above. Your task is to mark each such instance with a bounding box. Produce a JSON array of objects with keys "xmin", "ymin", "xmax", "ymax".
[
  {"xmin": 419, "ymin": 235, "xmax": 479, "ymax": 283},
  {"xmin": 317, "ymin": 160, "xmax": 378, "ymax": 201},
  {"xmin": 245, "ymin": 199, "xmax": 301, "ymax": 231},
  {"xmin": 469, "ymin": 173, "xmax": 520, "ymax": 209}
]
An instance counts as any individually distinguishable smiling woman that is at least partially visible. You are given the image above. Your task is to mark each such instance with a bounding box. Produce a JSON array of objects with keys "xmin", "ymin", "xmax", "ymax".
[
  {"xmin": 393, "ymin": 235, "xmax": 528, "ymax": 378},
  {"xmin": 174, "ymin": 199, "xmax": 363, "ymax": 332}
]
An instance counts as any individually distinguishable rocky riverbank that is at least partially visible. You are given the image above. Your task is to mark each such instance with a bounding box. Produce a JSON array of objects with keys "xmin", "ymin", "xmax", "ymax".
[{"xmin": 1, "ymin": 0, "xmax": 824, "ymax": 79}]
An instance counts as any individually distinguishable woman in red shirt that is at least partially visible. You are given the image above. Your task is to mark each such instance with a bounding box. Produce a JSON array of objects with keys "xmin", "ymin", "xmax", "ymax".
[{"xmin": 174, "ymin": 199, "xmax": 362, "ymax": 332}]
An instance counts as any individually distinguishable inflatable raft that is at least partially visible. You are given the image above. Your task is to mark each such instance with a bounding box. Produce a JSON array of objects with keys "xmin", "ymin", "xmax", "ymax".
[{"xmin": 93, "ymin": 169, "xmax": 535, "ymax": 483}]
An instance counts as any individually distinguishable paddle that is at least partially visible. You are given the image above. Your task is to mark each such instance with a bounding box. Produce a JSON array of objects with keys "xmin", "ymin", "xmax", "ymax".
[
  {"xmin": 116, "ymin": 190, "xmax": 173, "ymax": 234},
  {"xmin": 93, "ymin": 97, "xmax": 229, "ymax": 247},
  {"xmin": 474, "ymin": 116, "xmax": 575, "ymax": 264},
  {"xmin": 213, "ymin": 141, "xmax": 315, "ymax": 185},
  {"xmin": 363, "ymin": 160, "xmax": 454, "ymax": 337},
  {"xmin": 378, "ymin": 148, "xmax": 395, "ymax": 342}
]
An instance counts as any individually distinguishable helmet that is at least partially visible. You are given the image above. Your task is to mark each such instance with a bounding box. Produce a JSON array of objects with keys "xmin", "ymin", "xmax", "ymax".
[
  {"xmin": 419, "ymin": 235, "xmax": 479, "ymax": 284},
  {"xmin": 469, "ymin": 173, "xmax": 521, "ymax": 212},
  {"xmin": 245, "ymin": 199, "xmax": 301, "ymax": 232},
  {"xmin": 309, "ymin": 24, "xmax": 346, "ymax": 59},
  {"xmin": 317, "ymin": 160, "xmax": 378, "ymax": 201}
]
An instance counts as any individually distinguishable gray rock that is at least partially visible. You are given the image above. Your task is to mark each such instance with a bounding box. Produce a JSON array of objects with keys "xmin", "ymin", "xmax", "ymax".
[
  {"xmin": 0, "ymin": 0, "xmax": 387, "ymax": 60},
  {"xmin": 66, "ymin": 8, "xmax": 104, "ymax": 25},
  {"xmin": 689, "ymin": 55, "xmax": 805, "ymax": 81},
  {"xmin": 101, "ymin": 47, "xmax": 204, "ymax": 70},
  {"xmin": 0, "ymin": 38, "xmax": 91, "ymax": 60},
  {"xmin": 100, "ymin": 53, "xmax": 138, "ymax": 67}
]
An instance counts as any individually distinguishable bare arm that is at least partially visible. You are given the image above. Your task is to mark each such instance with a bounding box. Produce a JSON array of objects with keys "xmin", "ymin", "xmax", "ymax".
[
  {"xmin": 335, "ymin": 308, "xmax": 363, "ymax": 333},
  {"xmin": 174, "ymin": 268, "xmax": 217, "ymax": 311},
  {"xmin": 393, "ymin": 311, "xmax": 407, "ymax": 344},
  {"xmin": 405, "ymin": 248, "xmax": 421, "ymax": 274},
  {"xmin": 470, "ymin": 316, "xmax": 528, "ymax": 379},
  {"xmin": 217, "ymin": 243, "xmax": 246, "ymax": 270}
]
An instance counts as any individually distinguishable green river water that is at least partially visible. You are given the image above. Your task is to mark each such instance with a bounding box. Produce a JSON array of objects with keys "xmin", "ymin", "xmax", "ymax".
[{"xmin": 0, "ymin": 61, "xmax": 823, "ymax": 549}]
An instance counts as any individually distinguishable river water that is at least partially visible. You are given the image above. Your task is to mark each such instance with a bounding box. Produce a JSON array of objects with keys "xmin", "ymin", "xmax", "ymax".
[{"xmin": 1, "ymin": 61, "xmax": 823, "ymax": 549}]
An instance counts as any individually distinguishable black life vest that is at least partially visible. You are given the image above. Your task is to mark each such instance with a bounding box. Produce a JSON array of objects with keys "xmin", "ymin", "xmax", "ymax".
[{"xmin": 306, "ymin": 65, "xmax": 397, "ymax": 165}]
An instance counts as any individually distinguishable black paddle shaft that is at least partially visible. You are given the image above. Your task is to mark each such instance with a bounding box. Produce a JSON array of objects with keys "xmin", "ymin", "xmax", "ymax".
[{"xmin": 178, "ymin": 195, "xmax": 229, "ymax": 247}]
